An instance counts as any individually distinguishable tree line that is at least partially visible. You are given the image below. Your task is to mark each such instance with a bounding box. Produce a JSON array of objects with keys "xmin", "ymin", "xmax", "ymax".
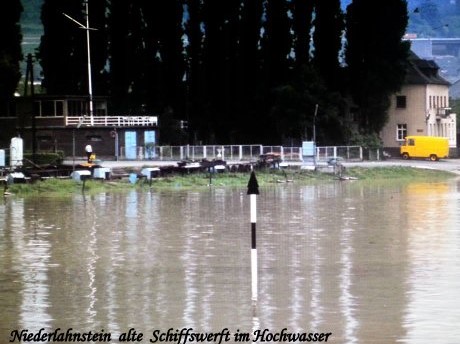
[{"xmin": 2, "ymin": 0, "xmax": 410, "ymax": 146}]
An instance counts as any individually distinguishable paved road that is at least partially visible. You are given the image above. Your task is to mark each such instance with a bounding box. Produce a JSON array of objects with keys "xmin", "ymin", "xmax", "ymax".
[{"xmin": 64, "ymin": 157, "xmax": 460, "ymax": 175}]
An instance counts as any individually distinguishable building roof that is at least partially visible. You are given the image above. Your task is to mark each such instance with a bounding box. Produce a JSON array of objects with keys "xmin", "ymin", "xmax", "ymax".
[
  {"xmin": 449, "ymin": 78, "xmax": 460, "ymax": 99},
  {"xmin": 405, "ymin": 51, "xmax": 450, "ymax": 86}
]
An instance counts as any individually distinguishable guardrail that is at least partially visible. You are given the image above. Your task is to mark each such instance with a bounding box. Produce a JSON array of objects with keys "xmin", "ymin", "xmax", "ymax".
[
  {"xmin": 118, "ymin": 145, "xmax": 370, "ymax": 162},
  {"xmin": 121, "ymin": 145, "xmax": 267, "ymax": 161},
  {"xmin": 316, "ymin": 146, "xmax": 363, "ymax": 162}
]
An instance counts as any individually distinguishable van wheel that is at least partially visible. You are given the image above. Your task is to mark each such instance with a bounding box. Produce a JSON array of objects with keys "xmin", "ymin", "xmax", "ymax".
[
  {"xmin": 402, "ymin": 153, "xmax": 409, "ymax": 160},
  {"xmin": 429, "ymin": 154, "xmax": 438, "ymax": 161}
]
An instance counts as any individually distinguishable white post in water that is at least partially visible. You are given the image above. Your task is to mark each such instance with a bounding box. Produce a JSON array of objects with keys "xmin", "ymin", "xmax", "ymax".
[{"xmin": 247, "ymin": 171, "xmax": 259, "ymax": 301}]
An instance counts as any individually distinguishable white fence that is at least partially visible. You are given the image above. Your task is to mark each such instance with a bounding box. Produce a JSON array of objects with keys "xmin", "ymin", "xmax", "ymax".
[
  {"xmin": 122, "ymin": 145, "xmax": 269, "ymax": 161},
  {"xmin": 119, "ymin": 144, "xmax": 373, "ymax": 162},
  {"xmin": 316, "ymin": 146, "xmax": 363, "ymax": 162}
]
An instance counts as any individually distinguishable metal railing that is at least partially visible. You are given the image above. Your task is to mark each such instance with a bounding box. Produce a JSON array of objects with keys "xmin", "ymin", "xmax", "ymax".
[
  {"xmin": 316, "ymin": 146, "xmax": 363, "ymax": 162},
  {"xmin": 117, "ymin": 144, "xmax": 376, "ymax": 162},
  {"xmin": 143, "ymin": 145, "xmax": 266, "ymax": 161},
  {"xmin": 66, "ymin": 115, "xmax": 158, "ymax": 127}
]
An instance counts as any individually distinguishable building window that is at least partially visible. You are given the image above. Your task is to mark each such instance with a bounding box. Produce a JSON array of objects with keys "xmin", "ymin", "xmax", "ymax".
[
  {"xmin": 68, "ymin": 100, "xmax": 88, "ymax": 116},
  {"xmin": 41, "ymin": 101, "xmax": 54, "ymax": 116},
  {"xmin": 396, "ymin": 95, "xmax": 407, "ymax": 108},
  {"xmin": 94, "ymin": 100, "xmax": 108, "ymax": 116},
  {"xmin": 397, "ymin": 124, "xmax": 407, "ymax": 141},
  {"xmin": 56, "ymin": 101, "xmax": 64, "ymax": 116},
  {"xmin": 34, "ymin": 100, "xmax": 64, "ymax": 117}
]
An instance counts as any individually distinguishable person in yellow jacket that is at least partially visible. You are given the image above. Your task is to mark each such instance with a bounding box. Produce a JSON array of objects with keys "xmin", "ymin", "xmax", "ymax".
[{"xmin": 85, "ymin": 144, "xmax": 93, "ymax": 163}]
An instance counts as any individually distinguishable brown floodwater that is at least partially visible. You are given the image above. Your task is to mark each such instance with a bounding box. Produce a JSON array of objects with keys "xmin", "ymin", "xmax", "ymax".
[{"xmin": 1, "ymin": 178, "xmax": 459, "ymax": 343}]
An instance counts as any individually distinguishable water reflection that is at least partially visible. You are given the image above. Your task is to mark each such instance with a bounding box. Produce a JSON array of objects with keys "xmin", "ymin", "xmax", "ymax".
[
  {"xmin": 1, "ymin": 179, "xmax": 459, "ymax": 343},
  {"xmin": 402, "ymin": 182, "xmax": 460, "ymax": 344},
  {"xmin": 20, "ymin": 202, "xmax": 54, "ymax": 329},
  {"xmin": 338, "ymin": 199, "xmax": 358, "ymax": 344}
]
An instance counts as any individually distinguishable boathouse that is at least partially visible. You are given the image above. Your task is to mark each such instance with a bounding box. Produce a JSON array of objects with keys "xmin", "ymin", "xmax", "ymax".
[{"xmin": 1, "ymin": 95, "xmax": 159, "ymax": 160}]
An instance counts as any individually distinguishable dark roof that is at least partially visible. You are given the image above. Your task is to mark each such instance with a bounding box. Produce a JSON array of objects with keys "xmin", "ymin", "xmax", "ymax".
[{"xmin": 405, "ymin": 51, "xmax": 450, "ymax": 86}]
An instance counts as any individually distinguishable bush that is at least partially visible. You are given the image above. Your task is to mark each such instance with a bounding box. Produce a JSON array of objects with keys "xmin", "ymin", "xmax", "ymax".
[
  {"xmin": 348, "ymin": 131, "xmax": 382, "ymax": 149},
  {"xmin": 23, "ymin": 151, "xmax": 65, "ymax": 166}
]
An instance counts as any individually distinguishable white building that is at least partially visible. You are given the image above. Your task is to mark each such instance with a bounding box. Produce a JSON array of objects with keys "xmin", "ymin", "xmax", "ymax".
[{"xmin": 381, "ymin": 52, "xmax": 457, "ymax": 157}]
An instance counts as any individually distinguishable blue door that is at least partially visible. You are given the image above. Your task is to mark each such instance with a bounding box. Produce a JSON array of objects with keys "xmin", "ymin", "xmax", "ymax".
[
  {"xmin": 144, "ymin": 130, "xmax": 156, "ymax": 159},
  {"xmin": 125, "ymin": 131, "xmax": 137, "ymax": 159}
]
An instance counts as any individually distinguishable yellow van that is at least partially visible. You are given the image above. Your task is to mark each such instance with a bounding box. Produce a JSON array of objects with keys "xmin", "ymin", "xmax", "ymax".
[{"xmin": 400, "ymin": 136, "xmax": 449, "ymax": 161}]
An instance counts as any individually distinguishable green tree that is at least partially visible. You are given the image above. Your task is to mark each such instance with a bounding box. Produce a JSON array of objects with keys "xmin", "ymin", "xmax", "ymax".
[
  {"xmin": 152, "ymin": 1, "xmax": 184, "ymax": 113},
  {"xmin": 108, "ymin": 0, "xmax": 144, "ymax": 111},
  {"xmin": 259, "ymin": 0, "xmax": 293, "ymax": 144},
  {"xmin": 291, "ymin": 0, "xmax": 314, "ymax": 69},
  {"xmin": 33, "ymin": 0, "xmax": 414, "ymax": 147},
  {"xmin": 90, "ymin": 0, "xmax": 109, "ymax": 95},
  {"xmin": 260, "ymin": 0, "xmax": 292, "ymax": 89},
  {"xmin": 184, "ymin": 0, "xmax": 205, "ymax": 143},
  {"xmin": 270, "ymin": 66, "xmax": 347, "ymax": 146},
  {"xmin": 38, "ymin": 0, "xmax": 108, "ymax": 97},
  {"xmin": 39, "ymin": 0, "xmax": 87, "ymax": 94},
  {"xmin": 312, "ymin": 0, "xmax": 344, "ymax": 90},
  {"xmin": 199, "ymin": 0, "xmax": 242, "ymax": 143},
  {"xmin": 344, "ymin": 0, "xmax": 410, "ymax": 135},
  {"xmin": 139, "ymin": 0, "xmax": 185, "ymax": 145},
  {"xmin": 0, "ymin": 0, "xmax": 23, "ymax": 107},
  {"xmin": 107, "ymin": 0, "xmax": 132, "ymax": 111},
  {"xmin": 108, "ymin": 1, "xmax": 184, "ymax": 117},
  {"xmin": 234, "ymin": 0, "xmax": 264, "ymax": 142}
]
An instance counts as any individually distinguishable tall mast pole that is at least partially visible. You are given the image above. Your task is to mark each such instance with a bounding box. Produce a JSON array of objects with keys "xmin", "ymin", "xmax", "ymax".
[
  {"xmin": 63, "ymin": 0, "xmax": 95, "ymax": 126},
  {"xmin": 84, "ymin": 0, "xmax": 94, "ymax": 126}
]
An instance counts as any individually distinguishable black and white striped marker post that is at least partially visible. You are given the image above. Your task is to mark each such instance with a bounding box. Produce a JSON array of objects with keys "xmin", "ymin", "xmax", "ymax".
[{"xmin": 247, "ymin": 171, "xmax": 259, "ymax": 301}]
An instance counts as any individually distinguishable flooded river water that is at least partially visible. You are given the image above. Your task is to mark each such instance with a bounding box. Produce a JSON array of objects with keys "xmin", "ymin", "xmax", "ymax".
[{"xmin": 1, "ymin": 178, "xmax": 460, "ymax": 343}]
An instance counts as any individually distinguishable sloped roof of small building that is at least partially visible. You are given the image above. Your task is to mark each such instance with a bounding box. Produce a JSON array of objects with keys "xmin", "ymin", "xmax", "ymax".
[
  {"xmin": 449, "ymin": 78, "xmax": 460, "ymax": 99},
  {"xmin": 405, "ymin": 51, "xmax": 450, "ymax": 86}
]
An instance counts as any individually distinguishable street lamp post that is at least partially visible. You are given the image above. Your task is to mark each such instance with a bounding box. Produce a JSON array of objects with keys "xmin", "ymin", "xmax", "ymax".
[
  {"xmin": 111, "ymin": 128, "xmax": 119, "ymax": 161},
  {"xmin": 313, "ymin": 104, "xmax": 318, "ymax": 143},
  {"xmin": 313, "ymin": 104, "xmax": 318, "ymax": 165}
]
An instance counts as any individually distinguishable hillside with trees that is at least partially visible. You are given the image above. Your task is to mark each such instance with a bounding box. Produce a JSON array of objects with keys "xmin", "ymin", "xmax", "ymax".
[{"xmin": 406, "ymin": 0, "xmax": 460, "ymax": 37}]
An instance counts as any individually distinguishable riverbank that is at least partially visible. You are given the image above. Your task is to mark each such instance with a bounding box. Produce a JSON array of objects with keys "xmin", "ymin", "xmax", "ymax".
[
  {"xmin": 4, "ymin": 164, "xmax": 457, "ymax": 197},
  {"xmin": 64, "ymin": 156, "xmax": 460, "ymax": 175}
]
